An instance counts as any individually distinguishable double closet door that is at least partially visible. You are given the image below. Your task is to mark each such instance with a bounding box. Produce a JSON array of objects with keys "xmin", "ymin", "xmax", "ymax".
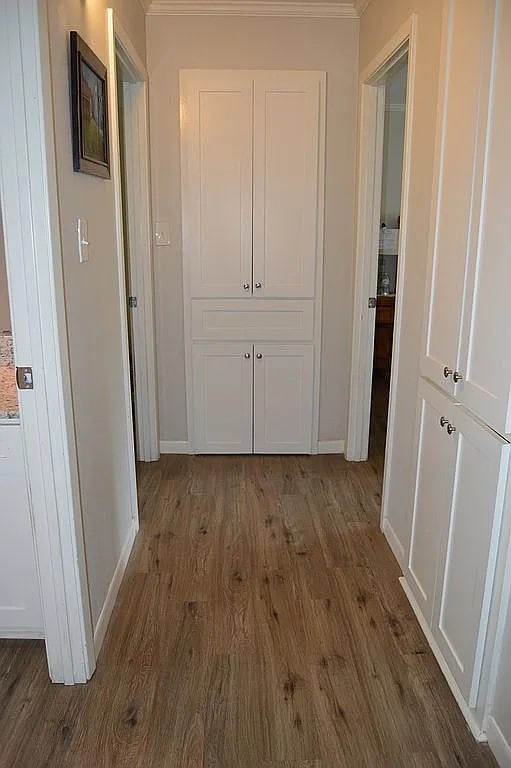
[{"xmin": 180, "ymin": 70, "xmax": 325, "ymax": 454}]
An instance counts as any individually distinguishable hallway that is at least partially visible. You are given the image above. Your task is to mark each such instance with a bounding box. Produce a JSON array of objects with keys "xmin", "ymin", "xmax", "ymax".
[{"xmin": 0, "ymin": 448, "xmax": 497, "ymax": 766}]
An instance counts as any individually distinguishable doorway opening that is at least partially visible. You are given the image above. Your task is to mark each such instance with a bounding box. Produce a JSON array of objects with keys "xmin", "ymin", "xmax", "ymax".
[
  {"xmin": 369, "ymin": 54, "xmax": 408, "ymax": 464},
  {"xmin": 108, "ymin": 11, "xmax": 159, "ymax": 465}
]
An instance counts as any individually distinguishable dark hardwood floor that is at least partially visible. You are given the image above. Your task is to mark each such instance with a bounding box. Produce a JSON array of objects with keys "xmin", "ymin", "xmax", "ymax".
[{"xmin": 0, "ymin": 405, "xmax": 497, "ymax": 766}]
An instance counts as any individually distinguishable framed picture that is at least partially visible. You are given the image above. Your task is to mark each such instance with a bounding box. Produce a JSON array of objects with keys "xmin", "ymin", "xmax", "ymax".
[{"xmin": 70, "ymin": 31, "xmax": 110, "ymax": 178}]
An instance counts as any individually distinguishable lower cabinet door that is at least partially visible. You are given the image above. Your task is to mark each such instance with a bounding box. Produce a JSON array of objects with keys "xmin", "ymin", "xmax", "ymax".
[
  {"xmin": 431, "ymin": 402, "xmax": 510, "ymax": 706},
  {"xmin": 407, "ymin": 380, "xmax": 457, "ymax": 625},
  {"xmin": 253, "ymin": 344, "xmax": 313, "ymax": 454},
  {"xmin": 192, "ymin": 343, "xmax": 253, "ymax": 453}
]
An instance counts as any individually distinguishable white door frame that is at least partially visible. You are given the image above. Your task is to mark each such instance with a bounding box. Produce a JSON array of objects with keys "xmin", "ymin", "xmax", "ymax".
[
  {"xmin": 346, "ymin": 16, "xmax": 417, "ymax": 470},
  {"xmin": 0, "ymin": 0, "xmax": 95, "ymax": 683},
  {"xmin": 107, "ymin": 10, "xmax": 159, "ymax": 463}
]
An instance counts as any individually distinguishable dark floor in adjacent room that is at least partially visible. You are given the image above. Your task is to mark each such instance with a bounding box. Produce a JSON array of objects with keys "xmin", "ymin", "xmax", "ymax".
[{"xmin": 0, "ymin": 400, "xmax": 497, "ymax": 766}]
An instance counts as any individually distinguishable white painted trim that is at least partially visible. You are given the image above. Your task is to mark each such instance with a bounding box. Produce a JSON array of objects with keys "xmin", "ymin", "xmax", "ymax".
[
  {"xmin": 317, "ymin": 440, "xmax": 345, "ymax": 454},
  {"xmin": 93, "ymin": 519, "xmax": 137, "ymax": 653},
  {"xmin": 400, "ymin": 576, "xmax": 486, "ymax": 742},
  {"xmin": 0, "ymin": 628, "xmax": 45, "ymax": 640},
  {"xmin": 382, "ymin": 518, "xmax": 405, "ymax": 568},
  {"xmin": 148, "ymin": 1, "xmax": 358, "ymax": 17},
  {"xmin": 108, "ymin": 10, "xmax": 159, "ymax": 464},
  {"xmin": 0, "ymin": 0, "xmax": 95, "ymax": 683},
  {"xmin": 160, "ymin": 440, "xmax": 192, "ymax": 454},
  {"xmin": 486, "ymin": 716, "xmax": 511, "ymax": 768}
]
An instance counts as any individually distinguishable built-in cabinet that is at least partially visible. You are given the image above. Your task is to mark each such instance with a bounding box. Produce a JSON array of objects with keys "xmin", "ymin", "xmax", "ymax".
[
  {"xmin": 396, "ymin": 0, "xmax": 511, "ymax": 752},
  {"xmin": 180, "ymin": 70, "xmax": 325, "ymax": 454}
]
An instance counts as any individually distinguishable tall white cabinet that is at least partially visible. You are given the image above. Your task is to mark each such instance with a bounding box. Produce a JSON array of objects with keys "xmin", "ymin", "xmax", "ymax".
[
  {"xmin": 180, "ymin": 70, "xmax": 325, "ymax": 454},
  {"xmin": 394, "ymin": 0, "xmax": 511, "ymax": 751}
]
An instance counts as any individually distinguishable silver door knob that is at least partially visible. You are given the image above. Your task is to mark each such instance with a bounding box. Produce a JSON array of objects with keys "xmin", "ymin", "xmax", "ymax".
[
  {"xmin": 453, "ymin": 371, "xmax": 464, "ymax": 383},
  {"xmin": 256, "ymin": 353, "xmax": 263, "ymax": 359},
  {"xmin": 440, "ymin": 417, "xmax": 448, "ymax": 428},
  {"xmin": 255, "ymin": 282, "xmax": 262, "ymax": 289},
  {"xmin": 244, "ymin": 352, "xmax": 251, "ymax": 359},
  {"xmin": 443, "ymin": 366, "xmax": 453, "ymax": 378},
  {"xmin": 447, "ymin": 423, "xmax": 456, "ymax": 435},
  {"xmin": 243, "ymin": 283, "xmax": 250, "ymax": 291}
]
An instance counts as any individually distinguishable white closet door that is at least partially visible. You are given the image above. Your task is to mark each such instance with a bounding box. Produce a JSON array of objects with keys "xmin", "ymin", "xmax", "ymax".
[
  {"xmin": 192, "ymin": 343, "xmax": 253, "ymax": 453},
  {"xmin": 181, "ymin": 71, "xmax": 253, "ymax": 297},
  {"xmin": 421, "ymin": 0, "xmax": 496, "ymax": 395},
  {"xmin": 456, "ymin": 1, "xmax": 511, "ymax": 436},
  {"xmin": 253, "ymin": 72, "xmax": 324, "ymax": 298},
  {"xmin": 432, "ymin": 403, "xmax": 509, "ymax": 706},
  {"xmin": 407, "ymin": 381, "xmax": 457, "ymax": 625},
  {"xmin": 253, "ymin": 344, "xmax": 313, "ymax": 454},
  {"xmin": 0, "ymin": 425, "xmax": 43, "ymax": 636}
]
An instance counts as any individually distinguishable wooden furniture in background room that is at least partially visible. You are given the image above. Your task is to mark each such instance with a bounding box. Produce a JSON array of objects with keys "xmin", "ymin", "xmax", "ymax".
[{"xmin": 373, "ymin": 295, "xmax": 395, "ymax": 376}]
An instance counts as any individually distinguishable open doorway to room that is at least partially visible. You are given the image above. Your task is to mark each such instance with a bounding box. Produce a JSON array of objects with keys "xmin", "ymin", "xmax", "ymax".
[{"xmin": 369, "ymin": 54, "xmax": 408, "ymax": 462}]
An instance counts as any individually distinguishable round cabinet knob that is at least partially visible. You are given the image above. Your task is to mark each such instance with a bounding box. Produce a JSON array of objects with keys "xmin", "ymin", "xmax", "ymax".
[
  {"xmin": 255, "ymin": 282, "xmax": 262, "ymax": 289},
  {"xmin": 440, "ymin": 417, "xmax": 448, "ymax": 428},
  {"xmin": 256, "ymin": 353, "xmax": 263, "ymax": 359},
  {"xmin": 453, "ymin": 371, "xmax": 464, "ymax": 383},
  {"xmin": 244, "ymin": 352, "xmax": 251, "ymax": 359},
  {"xmin": 447, "ymin": 423, "xmax": 456, "ymax": 435},
  {"xmin": 443, "ymin": 366, "xmax": 453, "ymax": 379},
  {"xmin": 243, "ymin": 283, "xmax": 250, "ymax": 291}
]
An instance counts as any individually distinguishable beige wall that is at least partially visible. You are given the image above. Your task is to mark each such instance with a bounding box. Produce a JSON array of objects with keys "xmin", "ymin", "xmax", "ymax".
[
  {"xmin": 381, "ymin": 59, "xmax": 407, "ymax": 228},
  {"xmin": 360, "ymin": 0, "xmax": 443, "ymax": 557},
  {"xmin": 0, "ymin": 211, "xmax": 11, "ymax": 332},
  {"xmin": 147, "ymin": 16, "xmax": 359, "ymax": 444},
  {"xmin": 45, "ymin": 0, "xmax": 145, "ymax": 629}
]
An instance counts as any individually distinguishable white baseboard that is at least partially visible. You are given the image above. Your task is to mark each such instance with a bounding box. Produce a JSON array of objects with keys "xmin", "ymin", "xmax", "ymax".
[
  {"xmin": 93, "ymin": 519, "xmax": 137, "ymax": 655},
  {"xmin": 0, "ymin": 628, "xmax": 44, "ymax": 639},
  {"xmin": 399, "ymin": 576, "xmax": 486, "ymax": 742},
  {"xmin": 317, "ymin": 439, "xmax": 345, "ymax": 454},
  {"xmin": 160, "ymin": 440, "xmax": 192, "ymax": 454},
  {"xmin": 487, "ymin": 715, "xmax": 511, "ymax": 767},
  {"xmin": 382, "ymin": 518, "xmax": 405, "ymax": 569}
]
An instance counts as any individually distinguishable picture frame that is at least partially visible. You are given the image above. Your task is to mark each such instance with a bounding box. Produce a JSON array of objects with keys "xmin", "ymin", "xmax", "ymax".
[{"xmin": 70, "ymin": 31, "xmax": 110, "ymax": 179}]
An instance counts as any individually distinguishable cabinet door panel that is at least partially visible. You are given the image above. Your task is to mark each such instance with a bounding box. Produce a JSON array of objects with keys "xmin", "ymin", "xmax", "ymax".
[
  {"xmin": 253, "ymin": 72, "xmax": 324, "ymax": 298},
  {"xmin": 253, "ymin": 344, "xmax": 313, "ymax": 454},
  {"xmin": 181, "ymin": 71, "xmax": 253, "ymax": 297},
  {"xmin": 421, "ymin": 0, "xmax": 496, "ymax": 394},
  {"xmin": 192, "ymin": 343, "xmax": 253, "ymax": 453},
  {"xmin": 456, "ymin": 2, "xmax": 511, "ymax": 435},
  {"xmin": 407, "ymin": 381, "xmax": 457, "ymax": 624},
  {"xmin": 433, "ymin": 405, "xmax": 509, "ymax": 705}
]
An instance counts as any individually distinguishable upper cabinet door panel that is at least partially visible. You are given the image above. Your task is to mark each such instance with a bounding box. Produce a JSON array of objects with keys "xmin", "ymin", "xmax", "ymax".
[
  {"xmin": 253, "ymin": 72, "xmax": 325, "ymax": 298},
  {"xmin": 181, "ymin": 71, "xmax": 253, "ymax": 297},
  {"xmin": 421, "ymin": 0, "xmax": 496, "ymax": 394},
  {"xmin": 456, "ymin": 3, "xmax": 511, "ymax": 436}
]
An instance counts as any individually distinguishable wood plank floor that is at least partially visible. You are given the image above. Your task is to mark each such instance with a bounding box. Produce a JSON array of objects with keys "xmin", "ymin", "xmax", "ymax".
[{"xmin": 0, "ymin": 403, "xmax": 497, "ymax": 766}]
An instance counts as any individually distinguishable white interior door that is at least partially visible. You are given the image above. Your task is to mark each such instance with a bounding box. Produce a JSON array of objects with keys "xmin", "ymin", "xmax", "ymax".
[
  {"xmin": 253, "ymin": 343, "xmax": 313, "ymax": 454},
  {"xmin": 192, "ymin": 343, "xmax": 253, "ymax": 453},
  {"xmin": 0, "ymin": 424, "xmax": 43, "ymax": 637},
  {"xmin": 252, "ymin": 72, "xmax": 323, "ymax": 298},
  {"xmin": 181, "ymin": 71, "xmax": 253, "ymax": 298},
  {"xmin": 407, "ymin": 380, "xmax": 457, "ymax": 624},
  {"xmin": 421, "ymin": 0, "xmax": 496, "ymax": 395},
  {"xmin": 432, "ymin": 402, "xmax": 510, "ymax": 706},
  {"xmin": 456, "ymin": 1, "xmax": 511, "ymax": 437}
]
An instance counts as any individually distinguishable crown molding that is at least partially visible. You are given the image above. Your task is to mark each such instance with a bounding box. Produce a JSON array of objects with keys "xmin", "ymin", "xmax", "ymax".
[
  {"xmin": 385, "ymin": 103, "xmax": 406, "ymax": 112},
  {"xmin": 147, "ymin": 0, "xmax": 359, "ymax": 17}
]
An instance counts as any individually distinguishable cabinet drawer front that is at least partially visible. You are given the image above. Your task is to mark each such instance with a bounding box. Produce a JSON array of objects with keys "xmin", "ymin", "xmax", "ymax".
[{"xmin": 191, "ymin": 300, "xmax": 314, "ymax": 341}]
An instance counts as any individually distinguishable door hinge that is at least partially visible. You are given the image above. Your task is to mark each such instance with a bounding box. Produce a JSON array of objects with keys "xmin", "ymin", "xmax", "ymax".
[
  {"xmin": 368, "ymin": 297, "xmax": 377, "ymax": 309},
  {"xmin": 128, "ymin": 296, "xmax": 138, "ymax": 309},
  {"xmin": 16, "ymin": 366, "xmax": 33, "ymax": 390}
]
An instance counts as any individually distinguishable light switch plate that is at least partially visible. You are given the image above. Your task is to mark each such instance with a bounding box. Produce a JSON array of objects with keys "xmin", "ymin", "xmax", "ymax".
[
  {"xmin": 77, "ymin": 218, "xmax": 89, "ymax": 263},
  {"xmin": 154, "ymin": 221, "xmax": 170, "ymax": 246}
]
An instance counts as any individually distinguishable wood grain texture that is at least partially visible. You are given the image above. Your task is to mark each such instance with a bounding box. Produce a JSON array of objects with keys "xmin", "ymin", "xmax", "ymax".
[{"xmin": 0, "ymin": 400, "xmax": 497, "ymax": 767}]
